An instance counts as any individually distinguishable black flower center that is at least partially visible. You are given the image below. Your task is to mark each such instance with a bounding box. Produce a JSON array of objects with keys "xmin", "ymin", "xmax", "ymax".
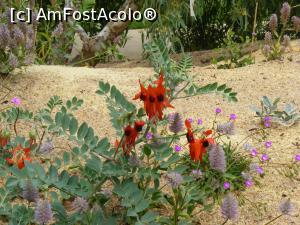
[
  {"xmin": 149, "ymin": 96, "xmax": 155, "ymax": 103},
  {"xmin": 157, "ymin": 94, "xmax": 164, "ymax": 102},
  {"xmin": 203, "ymin": 140, "xmax": 209, "ymax": 148},
  {"xmin": 135, "ymin": 125, "xmax": 143, "ymax": 132},
  {"xmin": 140, "ymin": 94, "xmax": 147, "ymax": 101}
]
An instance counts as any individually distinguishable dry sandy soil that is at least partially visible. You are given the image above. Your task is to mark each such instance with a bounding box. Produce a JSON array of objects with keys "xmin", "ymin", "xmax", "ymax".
[{"xmin": 2, "ymin": 42, "xmax": 300, "ymax": 224}]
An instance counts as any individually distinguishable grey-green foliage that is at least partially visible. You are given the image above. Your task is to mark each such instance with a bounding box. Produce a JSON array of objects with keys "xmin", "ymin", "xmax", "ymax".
[
  {"xmin": 144, "ymin": 39, "xmax": 238, "ymax": 102},
  {"xmin": 252, "ymin": 96, "xmax": 300, "ymax": 126},
  {"xmin": 96, "ymin": 81, "xmax": 138, "ymax": 135}
]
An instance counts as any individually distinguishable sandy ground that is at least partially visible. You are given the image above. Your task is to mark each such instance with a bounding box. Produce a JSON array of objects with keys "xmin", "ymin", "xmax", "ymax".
[{"xmin": 2, "ymin": 44, "xmax": 300, "ymax": 224}]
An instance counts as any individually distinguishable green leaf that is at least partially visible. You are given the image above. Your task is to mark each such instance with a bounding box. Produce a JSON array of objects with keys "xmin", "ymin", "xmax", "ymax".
[
  {"xmin": 62, "ymin": 114, "xmax": 70, "ymax": 131},
  {"xmin": 77, "ymin": 122, "xmax": 89, "ymax": 140},
  {"xmin": 69, "ymin": 117, "xmax": 78, "ymax": 135}
]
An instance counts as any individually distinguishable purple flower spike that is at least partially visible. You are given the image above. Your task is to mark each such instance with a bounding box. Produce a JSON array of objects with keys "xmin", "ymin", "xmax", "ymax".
[
  {"xmin": 188, "ymin": 118, "xmax": 193, "ymax": 123},
  {"xmin": 146, "ymin": 132, "xmax": 153, "ymax": 140},
  {"xmin": 261, "ymin": 154, "xmax": 269, "ymax": 162},
  {"xmin": 230, "ymin": 114, "xmax": 237, "ymax": 120},
  {"xmin": 175, "ymin": 145, "xmax": 182, "ymax": 152},
  {"xmin": 215, "ymin": 108, "xmax": 222, "ymax": 114},
  {"xmin": 295, "ymin": 154, "xmax": 300, "ymax": 162},
  {"xmin": 256, "ymin": 166, "xmax": 264, "ymax": 175},
  {"xmin": 245, "ymin": 179, "xmax": 253, "ymax": 188},
  {"xmin": 265, "ymin": 141, "xmax": 272, "ymax": 149},
  {"xmin": 11, "ymin": 97, "xmax": 21, "ymax": 106},
  {"xmin": 223, "ymin": 181, "xmax": 230, "ymax": 190},
  {"xmin": 197, "ymin": 119, "xmax": 203, "ymax": 125}
]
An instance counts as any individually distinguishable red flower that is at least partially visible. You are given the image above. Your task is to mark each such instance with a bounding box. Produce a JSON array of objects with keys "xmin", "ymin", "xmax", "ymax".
[
  {"xmin": 6, "ymin": 145, "xmax": 31, "ymax": 169},
  {"xmin": 121, "ymin": 121, "xmax": 145, "ymax": 155},
  {"xmin": 185, "ymin": 120, "xmax": 214, "ymax": 162},
  {"xmin": 133, "ymin": 73, "xmax": 173, "ymax": 121}
]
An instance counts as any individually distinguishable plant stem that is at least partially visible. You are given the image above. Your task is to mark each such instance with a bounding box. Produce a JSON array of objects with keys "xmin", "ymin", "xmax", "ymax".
[
  {"xmin": 264, "ymin": 214, "xmax": 283, "ymax": 225},
  {"xmin": 14, "ymin": 107, "xmax": 19, "ymax": 136},
  {"xmin": 221, "ymin": 218, "xmax": 228, "ymax": 225},
  {"xmin": 251, "ymin": 1, "xmax": 259, "ymax": 54},
  {"xmin": 174, "ymin": 189, "xmax": 179, "ymax": 225}
]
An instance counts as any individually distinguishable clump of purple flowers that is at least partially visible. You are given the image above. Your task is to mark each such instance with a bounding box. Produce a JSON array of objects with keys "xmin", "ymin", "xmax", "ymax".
[
  {"xmin": 221, "ymin": 193, "xmax": 239, "ymax": 221},
  {"xmin": 280, "ymin": 2, "xmax": 291, "ymax": 25},
  {"xmin": 0, "ymin": 12, "xmax": 36, "ymax": 74},
  {"xmin": 292, "ymin": 16, "xmax": 300, "ymax": 32},
  {"xmin": 164, "ymin": 172, "xmax": 183, "ymax": 189},
  {"xmin": 279, "ymin": 198, "xmax": 293, "ymax": 215},
  {"xmin": 269, "ymin": 14, "xmax": 278, "ymax": 32},
  {"xmin": 34, "ymin": 199, "xmax": 53, "ymax": 225},
  {"xmin": 168, "ymin": 113, "xmax": 184, "ymax": 133},
  {"xmin": 72, "ymin": 197, "xmax": 89, "ymax": 214},
  {"xmin": 217, "ymin": 121, "xmax": 235, "ymax": 135},
  {"xmin": 22, "ymin": 180, "xmax": 39, "ymax": 203},
  {"xmin": 209, "ymin": 144, "xmax": 226, "ymax": 173}
]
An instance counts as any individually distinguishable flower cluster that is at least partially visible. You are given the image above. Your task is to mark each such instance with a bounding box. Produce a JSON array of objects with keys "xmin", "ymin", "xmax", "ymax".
[
  {"xmin": 134, "ymin": 73, "xmax": 173, "ymax": 121},
  {"xmin": 0, "ymin": 8, "xmax": 36, "ymax": 74},
  {"xmin": 263, "ymin": 2, "xmax": 299, "ymax": 60}
]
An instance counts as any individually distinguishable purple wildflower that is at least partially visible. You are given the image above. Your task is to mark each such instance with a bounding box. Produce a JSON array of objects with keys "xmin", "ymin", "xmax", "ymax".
[
  {"xmin": 264, "ymin": 116, "xmax": 271, "ymax": 122},
  {"xmin": 209, "ymin": 144, "xmax": 226, "ymax": 173},
  {"xmin": 229, "ymin": 114, "xmax": 237, "ymax": 120},
  {"xmin": 279, "ymin": 198, "xmax": 293, "ymax": 215},
  {"xmin": 223, "ymin": 181, "xmax": 230, "ymax": 190},
  {"xmin": 165, "ymin": 172, "xmax": 183, "ymax": 189},
  {"xmin": 197, "ymin": 118, "xmax": 203, "ymax": 125},
  {"xmin": 256, "ymin": 166, "xmax": 264, "ymax": 175},
  {"xmin": 295, "ymin": 154, "xmax": 300, "ymax": 162},
  {"xmin": 264, "ymin": 32, "xmax": 272, "ymax": 44},
  {"xmin": 39, "ymin": 139, "xmax": 54, "ymax": 154},
  {"xmin": 292, "ymin": 16, "xmax": 300, "ymax": 32},
  {"xmin": 188, "ymin": 118, "xmax": 193, "ymax": 123},
  {"xmin": 250, "ymin": 148, "xmax": 258, "ymax": 157},
  {"xmin": 174, "ymin": 145, "xmax": 182, "ymax": 152},
  {"xmin": 264, "ymin": 121, "xmax": 271, "ymax": 128},
  {"xmin": 262, "ymin": 44, "xmax": 271, "ymax": 57},
  {"xmin": 265, "ymin": 141, "xmax": 272, "ymax": 149},
  {"xmin": 72, "ymin": 197, "xmax": 89, "ymax": 214},
  {"xmin": 215, "ymin": 107, "xmax": 222, "ymax": 114},
  {"xmin": 168, "ymin": 113, "xmax": 184, "ymax": 133},
  {"xmin": 217, "ymin": 121, "xmax": 235, "ymax": 135},
  {"xmin": 243, "ymin": 143, "xmax": 252, "ymax": 151},
  {"xmin": 269, "ymin": 14, "xmax": 278, "ymax": 32},
  {"xmin": 221, "ymin": 193, "xmax": 239, "ymax": 221},
  {"xmin": 146, "ymin": 132, "xmax": 153, "ymax": 140},
  {"xmin": 191, "ymin": 169, "xmax": 203, "ymax": 179},
  {"xmin": 0, "ymin": 24, "xmax": 10, "ymax": 49},
  {"xmin": 280, "ymin": 2, "xmax": 291, "ymax": 25},
  {"xmin": 245, "ymin": 179, "xmax": 253, "ymax": 188},
  {"xmin": 22, "ymin": 180, "xmax": 39, "ymax": 203},
  {"xmin": 8, "ymin": 53, "xmax": 19, "ymax": 69},
  {"xmin": 282, "ymin": 35, "xmax": 290, "ymax": 48},
  {"xmin": 11, "ymin": 26, "xmax": 25, "ymax": 45},
  {"xmin": 34, "ymin": 199, "xmax": 53, "ymax": 225},
  {"xmin": 261, "ymin": 154, "xmax": 269, "ymax": 162},
  {"xmin": 11, "ymin": 97, "xmax": 21, "ymax": 106}
]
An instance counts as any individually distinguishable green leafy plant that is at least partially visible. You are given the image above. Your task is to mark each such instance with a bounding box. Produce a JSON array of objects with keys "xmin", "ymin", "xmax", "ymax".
[
  {"xmin": 212, "ymin": 29, "xmax": 254, "ymax": 69},
  {"xmin": 252, "ymin": 96, "xmax": 300, "ymax": 127}
]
